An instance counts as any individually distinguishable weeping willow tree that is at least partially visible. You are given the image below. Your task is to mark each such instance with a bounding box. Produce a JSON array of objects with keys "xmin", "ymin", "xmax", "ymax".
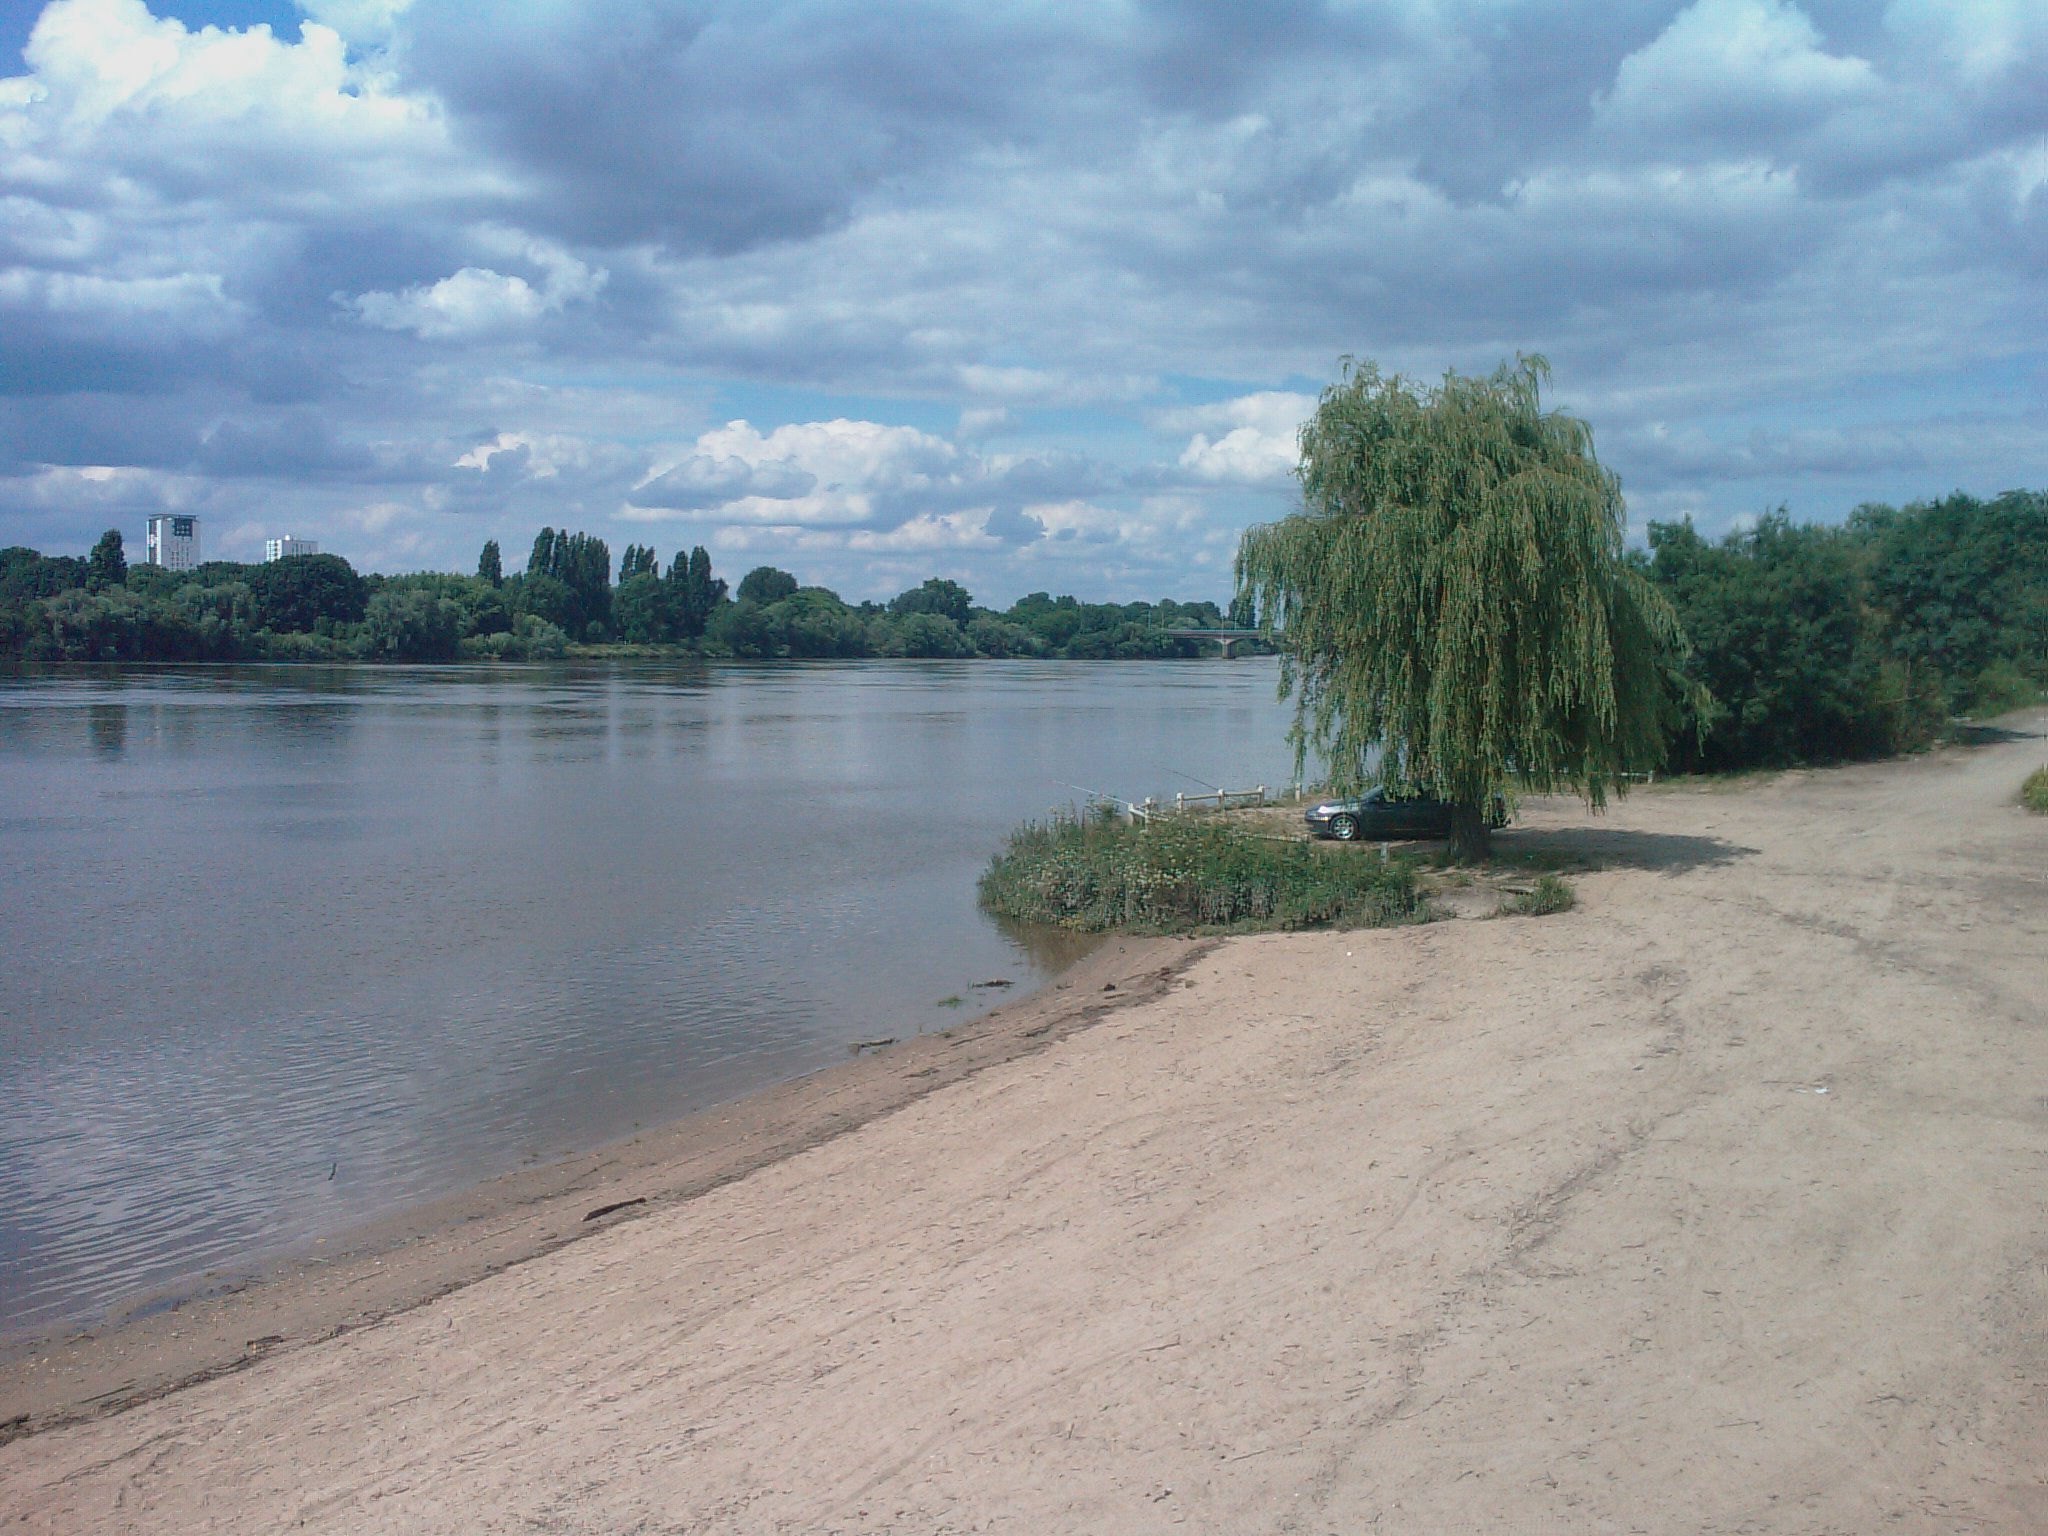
[{"xmin": 1236, "ymin": 355, "xmax": 1696, "ymax": 861}]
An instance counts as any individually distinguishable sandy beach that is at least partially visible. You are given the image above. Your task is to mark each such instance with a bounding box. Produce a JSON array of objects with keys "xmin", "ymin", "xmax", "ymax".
[{"xmin": 3, "ymin": 713, "xmax": 2043, "ymax": 1533}]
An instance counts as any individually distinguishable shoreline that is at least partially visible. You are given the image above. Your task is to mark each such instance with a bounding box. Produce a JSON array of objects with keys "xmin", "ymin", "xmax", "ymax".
[
  {"xmin": 0, "ymin": 933, "xmax": 1210, "ymax": 1442},
  {"xmin": 0, "ymin": 726, "xmax": 2041, "ymax": 1529}
]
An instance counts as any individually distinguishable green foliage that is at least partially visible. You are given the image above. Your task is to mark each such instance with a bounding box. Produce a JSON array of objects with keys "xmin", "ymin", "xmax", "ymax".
[
  {"xmin": 477, "ymin": 539, "xmax": 503, "ymax": 586},
  {"xmin": 737, "ymin": 565, "xmax": 799, "ymax": 606},
  {"xmin": 1505, "ymin": 874, "xmax": 1575, "ymax": 916},
  {"xmin": 979, "ymin": 811, "xmax": 1422, "ymax": 933},
  {"xmin": 656, "ymin": 545, "xmax": 726, "ymax": 640},
  {"xmin": 618, "ymin": 544, "xmax": 659, "ymax": 581},
  {"xmin": 362, "ymin": 588, "xmax": 463, "ymax": 660},
  {"xmin": 1857, "ymin": 491, "xmax": 2047, "ymax": 712},
  {"xmin": 991, "ymin": 591, "xmax": 1222, "ymax": 658},
  {"xmin": 1645, "ymin": 514, "xmax": 1895, "ymax": 767},
  {"xmin": 1237, "ymin": 355, "xmax": 1692, "ymax": 858},
  {"xmin": 773, "ymin": 588, "xmax": 871, "ymax": 656},
  {"xmin": 1, "ymin": 547, "xmax": 87, "ymax": 605},
  {"xmin": 525, "ymin": 527, "xmax": 613, "ymax": 636},
  {"xmin": 964, "ymin": 613, "xmax": 1045, "ymax": 657},
  {"xmin": 245, "ymin": 553, "xmax": 367, "ymax": 632},
  {"xmin": 1639, "ymin": 494, "xmax": 2046, "ymax": 766},
  {"xmin": 460, "ymin": 613, "xmax": 569, "ymax": 660},
  {"xmin": 612, "ymin": 572, "xmax": 668, "ymax": 643},
  {"xmin": 876, "ymin": 610, "xmax": 973, "ymax": 658},
  {"xmin": 87, "ymin": 529, "xmax": 126, "ymax": 590},
  {"xmin": 2022, "ymin": 767, "xmax": 2048, "ymax": 815},
  {"xmin": 1967, "ymin": 660, "xmax": 2044, "ymax": 718},
  {"xmin": 890, "ymin": 577, "xmax": 973, "ymax": 627}
]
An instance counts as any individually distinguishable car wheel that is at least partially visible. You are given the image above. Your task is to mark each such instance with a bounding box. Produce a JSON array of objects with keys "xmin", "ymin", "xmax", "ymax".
[{"xmin": 1330, "ymin": 813, "xmax": 1360, "ymax": 841}]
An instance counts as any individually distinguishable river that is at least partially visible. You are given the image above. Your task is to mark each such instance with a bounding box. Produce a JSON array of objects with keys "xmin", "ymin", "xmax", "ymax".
[{"xmin": 0, "ymin": 658, "xmax": 1299, "ymax": 1341}]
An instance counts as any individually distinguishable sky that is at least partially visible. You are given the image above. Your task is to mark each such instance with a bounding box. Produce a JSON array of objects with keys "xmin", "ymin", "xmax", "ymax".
[{"xmin": 0, "ymin": 0, "xmax": 2041, "ymax": 604}]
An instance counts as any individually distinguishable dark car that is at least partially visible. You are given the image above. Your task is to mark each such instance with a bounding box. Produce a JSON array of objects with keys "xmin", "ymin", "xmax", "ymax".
[{"xmin": 1304, "ymin": 787, "xmax": 1507, "ymax": 841}]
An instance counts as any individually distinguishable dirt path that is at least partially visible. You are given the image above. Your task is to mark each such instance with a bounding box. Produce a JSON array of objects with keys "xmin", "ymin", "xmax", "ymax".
[{"xmin": 3, "ymin": 717, "xmax": 2043, "ymax": 1533}]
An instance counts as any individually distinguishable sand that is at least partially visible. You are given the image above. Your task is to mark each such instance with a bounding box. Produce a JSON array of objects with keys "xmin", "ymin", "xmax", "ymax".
[{"xmin": 2, "ymin": 713, "xmax": 2043, "ymax": 1533}]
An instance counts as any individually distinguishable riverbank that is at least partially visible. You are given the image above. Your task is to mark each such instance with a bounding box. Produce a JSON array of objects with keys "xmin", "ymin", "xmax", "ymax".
[
  {"xmin": 0, "ymin": 935, "xmax": 1197, "ymax": 1438},
  {"xmin": 4, "ymin": 713, "xmax": 2044, "ymax": 1532}
]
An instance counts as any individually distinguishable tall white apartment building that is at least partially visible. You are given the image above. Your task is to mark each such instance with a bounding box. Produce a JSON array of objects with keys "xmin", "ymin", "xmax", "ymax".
[
  {"xmin": 264, "ymin": 536, "xmax": 319, "ymax": 562},
  {"xmin": 144, "ymin": 514, "xmax": 200, "ymax": 570}
]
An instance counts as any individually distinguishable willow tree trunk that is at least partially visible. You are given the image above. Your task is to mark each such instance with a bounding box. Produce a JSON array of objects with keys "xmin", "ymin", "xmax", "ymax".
[{"xmin": 1447, "ymin": 800, "xmax": 1491, "ymax": 863}]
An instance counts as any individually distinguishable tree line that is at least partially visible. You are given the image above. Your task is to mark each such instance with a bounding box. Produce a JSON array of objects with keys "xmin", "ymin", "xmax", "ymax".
[
  {"xmin": 1636, "ymin": 490, "xmax": 2045, "ymax": 771},
  {"xmin": 0, "ymin": 527, "xmax": 1250, "ymax": 665},
  {"xmin": 5, "ymin": 486, "xmax": 2038, "ymax": 785},
  {"xmin": 1237, "ymin": 352, "xmax": 2044, "ymax": 855}
]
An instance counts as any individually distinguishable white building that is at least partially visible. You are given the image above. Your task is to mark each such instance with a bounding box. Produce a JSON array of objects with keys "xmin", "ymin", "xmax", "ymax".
[
  {"xmin": 264, "ymin": 536, "xmax": 319, "ymax": 562},
  {"xmin": 144, "ymin": 514, "xmax": 200, "ymax": 570}
]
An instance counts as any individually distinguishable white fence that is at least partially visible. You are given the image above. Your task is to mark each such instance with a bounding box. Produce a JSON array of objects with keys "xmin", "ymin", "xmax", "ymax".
[{"xmin": 1128, "ymin": 786, "xmax": 1267, "ymax": 820}]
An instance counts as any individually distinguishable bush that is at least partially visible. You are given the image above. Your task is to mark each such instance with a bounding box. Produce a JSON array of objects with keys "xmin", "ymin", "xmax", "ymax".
[
  {"xmin": 2023, "ymin": 768, "xmax": 2048, "ymax": 816},
  {"xmin": 1505, "ymin": 874, "xmax": 1576, "ymax": 916},
  {"xmin": 876, "ymin": 610, "xmax": 972, "ymax": 658},
  {"xmin": 362, "ymin": 589, "xmax": 463, "ymax": 660},
  {"xmin": 978, "ymin": 811, "xmax": 1423, "ymax": 933},
  {"xmin": 1969, "ymin": 660, "xmax": 2044, "ymax": 719}
]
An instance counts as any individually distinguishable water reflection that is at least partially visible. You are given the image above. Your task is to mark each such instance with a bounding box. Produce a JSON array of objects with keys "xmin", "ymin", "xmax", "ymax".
[
  {"xmin": 0, "ymin": 658, "xmax": 1300, "ymax": 1340},
  {"xmin": 86, "ymin": 703, "xmax": 125, "ymax": 759}
]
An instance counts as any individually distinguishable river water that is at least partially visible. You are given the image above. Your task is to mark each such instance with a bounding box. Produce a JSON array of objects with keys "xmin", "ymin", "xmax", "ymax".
[{"xmin": 0, "ymin": 659, "xmax": 1299, "ymax": 1340}]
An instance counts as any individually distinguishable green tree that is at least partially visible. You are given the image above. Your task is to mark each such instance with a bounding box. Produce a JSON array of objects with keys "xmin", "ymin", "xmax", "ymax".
[
  {"xmin": 87, "ymin": 529, "xmax": 127, "ymax": 590},
  {"xmin": 889, "ymin": 577, "xmax": 973, "ymax": 627},
  {"xmin": 1237, "ymin": 356, "xmax": 1693, "ymax": 860},
  {"xmin": 664, "ymin": 545, "xmax": 726, "ymax": 639},
  {"xmin": 613, "ymin": 571, "xmax": 671, "ymax": 643},
  {"xmin": 526, "ymin": 527, "xmax": 614, "ymax": 636},
  {"xmin": 618, "ymin": 544, "xmax": 658, "ymax": 581},
  {"xmin": 1644, "ymin": 514, "xmax": 1912, "ymax": 768},
  {"xmin": 245, "ymin": 553, "xmax": 367, "ymax": 632},
  {"xmin": 363, "ymin": 588, "xmax": 463, "ymax": 660},
  {"xmin": 1856, "ymin": 490, "xmax": 2047, "ymax": 710},
  {"xmin": 736, "ymin": 565, "xmax": 798, "ymax": 606},
  {"xmin": 478, "ymin": 539, "xmax": 503, "ymax": 586},
  {"xmin": 707, "ymin": 597, "xmax": 778, "ymax": 656}
]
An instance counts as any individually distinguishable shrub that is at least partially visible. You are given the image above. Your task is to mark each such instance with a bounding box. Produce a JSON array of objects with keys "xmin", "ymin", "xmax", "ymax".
[
  {"xmin": 1505, "ymin": 874, "xmax": 1576, "ymax": 916},
  {"xmin": 1970, "ymin": 660, "xmax": 2045, "ymax": 719},
  {"xmin": 978, "ymin": 811, "xmax": 1422, "ymax": 933},
  {"xmin": 2023, "ymin": 767, "xmax": 2048, "ymax": 816}
]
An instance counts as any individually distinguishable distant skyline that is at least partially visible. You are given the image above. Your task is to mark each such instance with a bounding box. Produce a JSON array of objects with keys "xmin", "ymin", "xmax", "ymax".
[{"xmin": 2, "ymin": 0, "xmax": 2042, "ymax": 603}]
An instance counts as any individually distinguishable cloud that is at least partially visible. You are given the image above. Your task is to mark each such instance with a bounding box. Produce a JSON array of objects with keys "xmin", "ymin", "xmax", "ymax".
[
  {"xmin": 0, "ymin": 0, "xmax": 2038, "ymax": 602},
  {"xmin": 347, "ymin": 229, "xmax": 606, "ymax": 339},
  {"xmin": 1598, "ymin": 0, "xmax": 1878, "ymax": 146},
  {"xmin": 622, "ymin": 417, "xmax": 1122, "ymax": 538},
  {"xmin": 1160, "ymin": 392, "xmax": 1316, "ymax": 485},
  {"xmin": 629, "ymin": 453, "xmax": 818, "ymax": 512}
]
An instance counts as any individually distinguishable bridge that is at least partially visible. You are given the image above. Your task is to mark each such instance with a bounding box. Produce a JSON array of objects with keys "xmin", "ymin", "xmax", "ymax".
[{"xmin": 1162, "ymin": 627, "xmax": 1264, "ymax": 658}]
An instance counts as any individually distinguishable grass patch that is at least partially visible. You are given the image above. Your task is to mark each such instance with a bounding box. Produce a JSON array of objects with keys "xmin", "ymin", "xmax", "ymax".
[
  {"xmin": 2023, "ymin": 767, "xmax": 2048, "ymax": 816},
  {"xmin": 979, "ymin": 809, "xmax": 1423, "ymax": 934},
  {"xmin": 1504, "ymin": 874, "xmax": 1576, "ymax": 916}
]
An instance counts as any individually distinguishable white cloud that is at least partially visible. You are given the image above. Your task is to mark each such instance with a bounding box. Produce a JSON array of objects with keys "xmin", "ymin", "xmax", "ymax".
[
  {"xmin": 1166, "ymin": 392, "xmax": 1315, "ymax": 485},
  {"xmin": 844, "ymin": 511, "xmax": 1000, "ymax": 553},
  {"xmin": 349, "ymin": 232, "xmax": 605, "ymax": 339},
  {"xmin": 0, "ymin": 267, "xmax": 237, "ymax": 332},
  {"xmin": 4, "ymin": 0, "xmax": 480, "ymax": 213},
  {"xmin": 0, "ymin": 0, "xmax": 2039, "ymax": 600},
  {"xmin": 1883, "ymin": 0, "xmax": 2048, "ymax": 84},
  {"xmin": 1598, "ymin": 0, "xmax": 1877, "ymax": 141},
  {"xmin": 625, "ymin": 418, "xmax": 966, "ymax": 528}
]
